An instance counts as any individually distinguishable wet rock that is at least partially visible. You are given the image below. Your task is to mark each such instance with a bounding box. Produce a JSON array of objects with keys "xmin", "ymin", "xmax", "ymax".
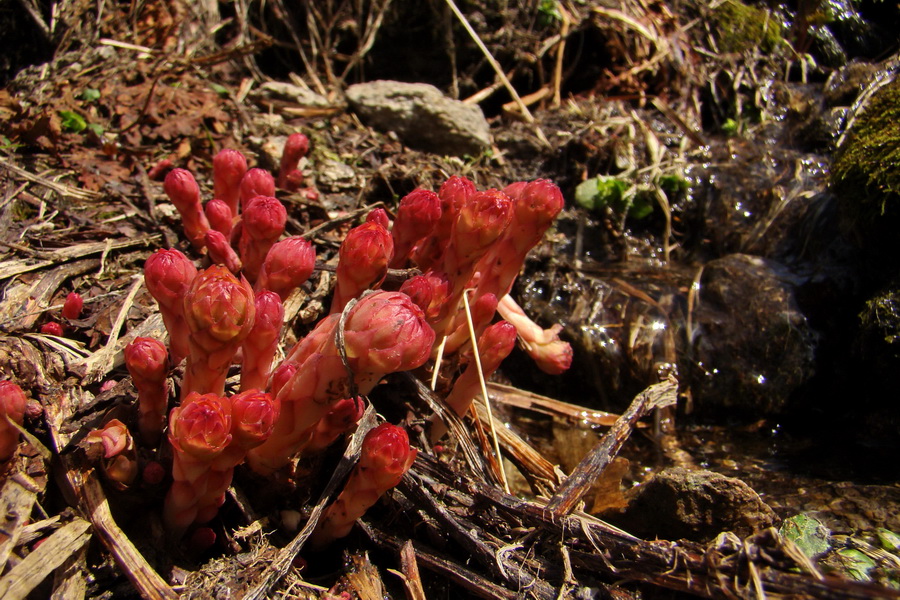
[
  {"xmin": 612, "ymin": 467, "xmax": 777, "ymax": 543},
  {"xmin": 685, "ymin": 254, "xmax": 816, "ymax": 415},
  {"xmin": 345, "ymin": 80, "xmax": 491, "ymax": 156}
]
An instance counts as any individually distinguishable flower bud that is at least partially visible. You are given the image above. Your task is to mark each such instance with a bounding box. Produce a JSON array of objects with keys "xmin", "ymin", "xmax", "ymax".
[
  {"xmin": 213, "ymin": 149, "xmax": 248, "ymax": 216},
  {"xmin": 168, "ymin": 392, "xmax": 232, "ymax": 461},
  {"xmin": 330, "ymin": 222, "xmax": 394, "ymax": 314},
  {"xmin": 239, "ymin": 168, "xmax": 275, "ymax": 211},
  {"xmin": 399, "ymin": 272, "xmax": 450, "ymax": 321},
  {"xmin": 365, "ymin": 208, "xmax": 390, "ymax": 229},
  {"xmin": 40, "ymin": 322, "xmax": 64, "ymax": 336},
  {"xmin": 0, "ymin": 380, "xmax": 28, "ymax": 460},
  {"xmin": 163, "ymin": 168, "xmax": 201, "ymax": 213},
  {"xmin": 412, "ymin": 176, "xmax": 475, "ymax": 270},
  {"xmin": 230, "ymin": 389, "xmax": 279, "ymax": 449},
  {"xmin": 144, "ymin": 248, "xmax": 198, "ymax": 312},
  {"xmin": 205, "ymin": 198, "xmax": 234, "ymax": 238},
  {"xmin": 390, "ymin": 189, "xmax": 441, "ymax": 268},
  {"xmin": 256, "ymin": 236, "xmax": 316, "ymax": 300},
  {"xmin": 124, "ymin": 336, "xmax": 168, "ymax": 383},
  {"xmin": 205, "ymin": 230, "xmax": 242, "ymax": 274},
  {"xmin": 240, "ymin": 196, "xmax": 288, "ymax": 282},
  {"xmin": 277, "ymin": 133, "xmax": 309, "ymax": 190},
  {"xmin": 86, "ymin": 419, "xmax": 138, "ymax": 485},
  {"xmin": 360, "ymin": 423, "xmax": 417, "ymax": 490}
]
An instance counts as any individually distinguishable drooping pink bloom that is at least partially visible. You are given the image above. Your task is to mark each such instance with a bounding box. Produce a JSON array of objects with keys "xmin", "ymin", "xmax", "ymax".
[
  {"xmin": 430, "ymin": 320, "xmax": 516, "ymax": 442},
  {"xmin": 329, "ymin": 222, "xmax": 394, "ymax": 314},
  {"xmin": 255, "ymin": 236, "xmax": 316, "ymax": 301},
  {"xmin": 86, "ymin": 419, "xmax": 139, "ymax": 486},
  {"xmin": 182, "ymin": 266, "xmax": 256, "ymax": 398},
  {"xmin": 241, "ymin": 291, "xmax": 284, "ymax": 392},
  {"xmin": 239, "ymin": 195, "xmax": 287, "ymax": 283},
  {"xmin": 239, "ymin": 168, "xmax": 276, "ymax": 211},
  {"xmin": 213, "ymin": 149, "xmax": 248, "ymax": 216},
  {"xmin": 247, "ymin": 291, "xmax": 434, "ymax": 474},
  {"xmin": 0, "ymin": 381, "xmax": 28, "ymax": 461},
  {"xmin": 205, "ymin": 198, "xmax": 234, "ymax": 238},
  {"xmin": 144, "ymin": 248, "xmax": 198, "ymax": 364},
  {"xmin": 62, "ymin": 292, "xmax": 84, "ymax": 320},
  {"xmin": 496, "ymin": 293, "xmax": 572, "ymax": 374},
  {"xmin": 305, "ymin": 396, "xmax": 366, "ymax": 453},
  {"xmin": 310, "ymin": 423, "xmax": 416, "ymax": 547},
  {"xmin": 124, "ymin": 337, "xmax": 169, "ymax": 446},
  {"xmin": 277, "ymin": 133, "xmax": 309, "ymax": 190},
  {"xmin": 389, "ymin": 189, "xmax": 441, "ymax": 268},
  {"xmin": 164, "ymin": 168, "xmax": 211, "ymax": 251}
]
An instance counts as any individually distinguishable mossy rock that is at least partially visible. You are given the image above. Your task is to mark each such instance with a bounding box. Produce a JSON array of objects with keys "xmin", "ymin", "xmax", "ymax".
[
  {"xmin": 710, "ymin": 0, "xmax": 784, "ymax": 54},
  {"xmin": 832, "ymin": 75, "xmax": 900, "ymax": 222}
]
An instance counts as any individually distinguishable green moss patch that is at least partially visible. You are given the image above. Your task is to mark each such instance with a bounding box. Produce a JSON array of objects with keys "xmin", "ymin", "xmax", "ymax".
[{"xmin": 711, "ymin": 0, "xmax": 784, "ymax": 54}]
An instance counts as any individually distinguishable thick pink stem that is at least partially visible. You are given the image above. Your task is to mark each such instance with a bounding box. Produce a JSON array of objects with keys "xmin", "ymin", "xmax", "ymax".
[
  {"xmin": 241, "ymin": 291, "xmax": 284, "ymax": 391},
  {"xmin": 124, "ymin": 336, "xmax": 169, "ymax": 446},
  {"xmin": 305, "ymin": 396, "xmax": 365, "ymax": 453},
  {"xmin": 205, "ymin": 198, "xmax": 234, "ymax": 238},
  {"xmin": 164, "ymin": 168, "xmax": 211, "ymax": 251},
  {"xmin": 144, "ymin": 248, "xmax": 198, "ymax": 364},
  {"xmin": 213, "ymin": 149, "xmax": 248, "ymax": 217}
]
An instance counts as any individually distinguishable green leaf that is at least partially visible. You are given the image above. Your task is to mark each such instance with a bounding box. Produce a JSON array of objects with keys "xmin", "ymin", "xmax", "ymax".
[
  {"xmin": 209, "ymin": 83, "xmax": 229, "ymax": 98},
  {"xmin": 836, "ymin": 548, "xmax": 876, "ymax": 581},
  {"xmin": 81, "ymin": 88, "xmax": 101, "ymax": 102},
  {"xmin": 58, "ymin": 110, "xmax": 87, "ymax": 133},
  {"xmin": 575, "ymin": 178, "xmax": 600, "ymax": 210},
  {"xmin": 877, "ymin": 528, "xmax": 900, "ymax": 553},
  {"xmin": 628, "ymin": 194, "xmax": 655, "ymax": 219},
  {"xmin": 780, "ymin": 514, "xmax": 831, "ymax": 559},
  {"xmin": 86, "ymin": 123, "xmax": 104, "ymax": 137}
]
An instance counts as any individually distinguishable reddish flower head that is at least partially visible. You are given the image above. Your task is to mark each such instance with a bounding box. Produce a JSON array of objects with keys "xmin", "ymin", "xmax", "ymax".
[
  {"xmin": 163, "ymin": 168, "xmax": 202, "ymax": 212},
  {"xmin": 242, "ymin": 196, "xmax": 287, "ymax": 242},
  {"xmin": 343, "ymin": 291, "xmax": 435, "ymax": 374},
  {"xmin": 230, "ymin": 389, "xmax": 279, "ymax": 449},
  {"xmin": 359, "ymin": 423, "xmax": 417, "ymax": 490},
  {"xmin": 365, "ymin": 208, "xmax": 390, "ymax": 230},
  {"xmin": 168, "ymin": 392, "xmax": 233, "ymax": 460},
  {"xmin": 144, "ymin": 249, "xmax": 198, "ymax": 312},
  {"xmin": 205, "ymin": 198, "xmax": 234, "ymax": 238},
  {"xmin": 124, "ymin": 337, "xmax": 168, "ymax": 382},
  {"xmin": 240, "ymin": 168, "xmax": 276, "ymax": 210},
  {"xmin": 330, "ymin": 222, "xmax": 394, "ymax": 313},
  {"xmin": 40, "ymin": 322, "xmax": 64, "ymax": 336},
  {"xmin": 183, "ymin": 265, "xmax": 256, "ymax": 354},
  {"xmin": 257, "ymin": 236, "xmax": 316, "ymax": 300}
]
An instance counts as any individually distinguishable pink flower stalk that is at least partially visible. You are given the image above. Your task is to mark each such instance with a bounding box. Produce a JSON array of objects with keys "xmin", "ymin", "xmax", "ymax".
[
  {"xmin": 329, "ymin": 222, "xmax": 394, "ymax": 314},
  {"xmin": 144, "ymin": 248, "xmax": 198, "ymax": 364},
  {"xmin": 86, "ymin": 419, "xmax": 139, "ymax": 486},
  {"xmin": 305, "ymin": 396, "xmax": 365, "ymax": 453},
  {"xmin": 182, "ymin": 265, "xmax": 256, "ymax": 398},
  {"xmin": 247, "ymin": 291, "xmax": 434, "ymax": 474},
  {"xmin": 164, "ymin": 392, "xmax": 232, "ymax": 534},
  {"xmin": 255, "ymin": 236, "xmax": 316, "ymax": 301},
  {"xmin": 473, "ymin": 179, "xmax": 564, "ymax": 300},
  {"xmin": 310, "ymin": 423, "xmax": 416, "ymax": 547},
  {"xmin": 365, "ymin": 207, "xmax": 390, "ymax": 230},
  {"xmin": 205, "ymin": 230, "xmax": 243, "ymax": 274},
  {"xmin": 0, "ymin": 380, "xmax": 28, "ymax": 461},
  {"xmin": 431, "ymin": 189, "xmax": 512, "ymax": 338},
  {"xmin": 277, "ymin": 133, "xmax": 309, "ymax": 190},
  {"xmin": 164, "ymin": 390, "xmax": 277, "ymax": 536},
  {"xmin": 213, "ymin": 149, "xmax": 248, "ymax": 216},
  {"xmin": 205, "ymin": 198, "xmax": 234, "ymax": 238},
  {"xmin": 40, "ymin": 322, "xmax": 64, "ymax": 336},
  {"xmin": 496, "ymin": 294, "xmax": 572, "ymax": 374},
  {"xmin": 430, "ymin": 320, "xmax": 516, "ymax": 442},
  {"xmin": 62, "ymin": 292, "xmax": 84, "ymax": 320},
  {"xmin": 239, "ymin": 195, "xmax": 287, "ymax": 283},
  {"xmin": 442, "ymin": 292, "xmax": 499, "ymax": 356},
  {"xmin": 412, "ymin": 176, "xmax": 475, "ymax": 271},
  {"xmin": 389, "ymin": 189, "xmax": 441, "ymax": 268},
  {"xmin": 124, "ymin": 337, "xmax": 169, "ymax": 446},
  {"xmin": 164, "ymin": 168, "xmax": 211, "ymax": 251},
  {"xmin": 239, "ymin": 168, "xmax": 276, "ymax": 212},
  {"xmin": 241, "ymin": 291, "xmax": 284, "ymax": 391}
]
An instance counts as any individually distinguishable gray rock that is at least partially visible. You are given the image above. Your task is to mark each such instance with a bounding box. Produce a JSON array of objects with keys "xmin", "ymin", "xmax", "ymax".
[
  {"xmin": 257, "ymin": 81, "xmax": 333, "ymax": 109},
  {"xmin": 685, "ymin": 254, "xmax": 816, "ymax": 415},
  {"xmin": 345, "ymin": 80, "xmax": 491, "ymax": 156},
  {"xmin": 614, "ymin": 467, "xmax": 778, "ymax": 542}
]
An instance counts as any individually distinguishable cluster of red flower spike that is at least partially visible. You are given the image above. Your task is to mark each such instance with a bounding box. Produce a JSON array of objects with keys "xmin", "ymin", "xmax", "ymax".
[{"xmin": 0, "ymin": 132, "xmax": 572, "ymax": 548}]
